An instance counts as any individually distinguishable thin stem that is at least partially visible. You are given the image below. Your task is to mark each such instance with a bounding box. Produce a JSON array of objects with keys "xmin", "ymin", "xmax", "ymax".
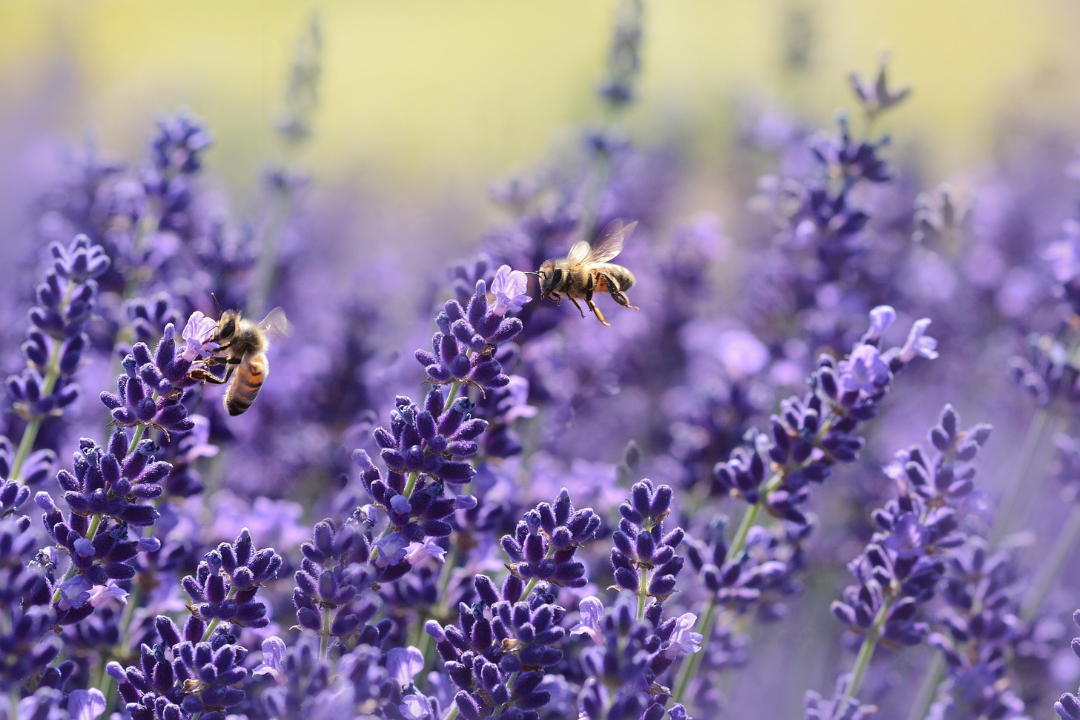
[
  {"xmin": 320, "ymin": 605, "xmax": 332, "ymax": 658},
  {"xmin": 441, "ymin": 706, "xmax": 460, "ymax": 720},
  {"xmin": 838, "ymin": 597, "xmax": 894, "ymax": 713},
  {"xmin": 989, "ymin": 408, "xmax": 1050, "ymax": 548},
  {"xmin": 247, "ymin": 186, "xmax": 293, "ymax": 316},
  {"xmin": 1022, "ymin": 501, "xmax": 1080, "ymax": 621},
  {"xmin": 51, "ymin": 513, "xmax": 104, "ymax": 603},
  {"xmin": 636, "ymin": 566, "xmax": 648, "ymax": 620},
  {"xmin": 129, "ymin": 423, "xmax": 147, "ymax": 448},
  {"xmin": 11, "ymin": 281, "xmax": 76, "ymax": 482},
  {"xmin": 905, "ymin": 654, "xmax": 944, "ymax": 720}
]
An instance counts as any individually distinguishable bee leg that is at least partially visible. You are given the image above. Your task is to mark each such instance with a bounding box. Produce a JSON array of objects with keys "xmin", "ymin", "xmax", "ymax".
[
  {"xmin": 189, "ymin": 363, "xmax": 236, "ymax": 385},
  {"xmin": 602, "ymin": 274, "xmax": 639, "ymax": 310},
  {"xmin": 586, "ymin": 299, "xmax": 611, "ymax": 327},
  {"xmin": 569, "ymin": 296, "xmax": 587, "ymax": 319},
  {"xmin": 550, "ymin": 292, "xmax": 562, "ymax": 306}
]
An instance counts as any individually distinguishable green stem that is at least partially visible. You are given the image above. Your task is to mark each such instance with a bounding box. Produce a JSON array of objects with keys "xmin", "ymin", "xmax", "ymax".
[
  {"xmin": 838, "ymin": 597, "xmax": 894, "ymax": 713},
  {"xmin": 248, "ymin": 185, "xmax": 293, "ymax": 316},
  {"xmin": 989, "ymin": 408, "xmax": 1050, "ymax": 548},
  {"xmin": 320, "ymin": 605, "xmax": 332, "ymax": 657},
  {"xmin": 636, "ymin": 566, "xmax": 648, "ymax": 620},
  {"xmin": 51, "ymin": 513, "xmax": 103, "ymax": 603},
  {"xmin": 441, "ymin": 706, "xmax": 460, "ymax": 720},
  {"xmin": 1022, "ymin": 501, "xmax": 1080, "ymax": 621},
  {"xmin": 905, "ymin": 654, "xmax": 944, "ymax": 720},
  {"xmin": 11, "ymin": 281, "xmax": 76, "ymax": 482}
]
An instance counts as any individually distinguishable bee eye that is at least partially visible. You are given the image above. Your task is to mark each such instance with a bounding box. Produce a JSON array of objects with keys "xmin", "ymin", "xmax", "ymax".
[
  {"xmin": 220, "ymin": 320, "xmax": 235, "ymax": 339},
  {"xmin": 551, "ymin": 268, "xmax": 563, "ymax": 285}
]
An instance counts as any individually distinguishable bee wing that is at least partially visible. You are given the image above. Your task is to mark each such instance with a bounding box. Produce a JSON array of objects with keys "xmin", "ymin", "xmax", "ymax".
[
  {"xmin": 566, "ymin": 240, "xmax": 592, "ymax": 264},
  {"xmin": 584, "ymin": 219, "xmax": 638, "ymax": 264},
  {"xmin": 258, "ymin": 307, "xmax": 292, "ymax": 344}
]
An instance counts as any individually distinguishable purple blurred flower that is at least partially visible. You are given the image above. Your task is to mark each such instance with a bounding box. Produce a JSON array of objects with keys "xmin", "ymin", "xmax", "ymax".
[
  {"xmin": 388, "ymin": 646, "xmax": 425, "ymax": 686},
  {"xmin": 68, "ymin": 689, "xmax": 107, "ymax": 720}
]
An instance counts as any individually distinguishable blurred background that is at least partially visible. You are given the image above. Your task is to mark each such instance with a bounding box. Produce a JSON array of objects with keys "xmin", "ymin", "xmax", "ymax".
[
  {"xmin": 3, "ymin": 0, "xmax": 1080, "ymax": 256},
  {"xmin": 5, "ymin": 2, "xmax": 1080, "ymax": 718}
]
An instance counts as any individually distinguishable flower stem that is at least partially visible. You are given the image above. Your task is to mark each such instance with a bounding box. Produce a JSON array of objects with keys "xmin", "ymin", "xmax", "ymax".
[
  {"xmin": 837, "ymin": 597, "xmax": 894, "ymax": 713},
  {"xmin": 1022, "ymin": 501, "xmax": 1080, "ymax": 622},
  {"xmin": 51, "ymin": 513, "xmax": 103, "ymax": 603},
  {"xmin": 442, "ymin": 706, "xmax": 460, "ymax": 720},
  {"xmin": 636, "ymin": 566, "xmax": 648, "ymax": 620},
  {"xmin": 320, "ymin": 605, "xmax": 332, "ymax": 658},
  {"xmin": 989, "ymin": 408, "xmax": 1050, "ymax": 548},
  {"xmin": 904, "ymin": 654, "xmax": 944, "ymax": 720}
]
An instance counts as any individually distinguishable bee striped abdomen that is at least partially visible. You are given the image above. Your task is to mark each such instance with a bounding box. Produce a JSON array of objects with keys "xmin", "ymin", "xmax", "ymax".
[{"xmin": 225, "ymin": 353, "xmax": 268, "ymax": 416}]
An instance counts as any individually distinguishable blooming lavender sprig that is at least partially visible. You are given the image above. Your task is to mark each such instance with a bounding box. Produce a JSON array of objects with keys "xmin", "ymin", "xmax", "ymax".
[
  {"xmin": 426, "ymin": 490, "xmax": 598, "ymax": 720},
  {"xmin": 675, "ymin": 307, "xmax": 938, "ymax": 705},
  {"xmin": 182, "ymin": 528, "xmax": 282, "ymax": 634},
  {"xmin": 571, "ymin": 596, "xmax": 701, "ymax": 720},
  {"xmin": 500, "ymin": 488, "xmax": 600, "ymax": 594},
  {"xmin": 124, "ymin": 292, "xmax": 184, "ymax": 347},
  {"xmin": 426, "ymin": 576, "xmax": 560, "ymax": 720},
  {"xmin": 140, "ymin": 111, "xmax": 212, "ymax": 242},
  {"xmin": 416, "ymin": 274, "xmax": 525, "ymax": 395},
  {"xmin": 1054, "ymin": 610, "xmax": 1080, "ymax": 719},
  {"xmin": 6, "ymin": 234, "xmax": 110, "ymax": 484},
  {"xmin": 0, "ymin": 492, "xmax": 58, "ymax": 692},
  {"xmin": 108, "ymin": 617, "xmax": 247, "ymax": 720},
  {"xmin": 34, "ymin": 432, "xmax": 168, "ymax": 623},
  {"xmin": 611, "ymin": 480, "xmax": 685, "ymax": 619},
  {"xmin": 292, "ymin": 518, "xmax": 393, "ymax": 652},
  {"xmin": 923, "ymin": 539, "xmax": 1027, "ymax": 720},
  {"xmin": 821, "ymin": 406, "xmax": 992, "ymax": 714},
  {"xmin": 100, "ymin": 313, "xmax": 217, "ymax": 439}
]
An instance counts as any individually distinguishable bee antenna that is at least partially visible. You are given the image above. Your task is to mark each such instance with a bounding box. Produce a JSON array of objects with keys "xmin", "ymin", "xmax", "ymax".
[
  {"xmin": 210, "ymin": 292, "xmax": 222, "ymax": 315},
  {"xmin": 522, "ymin": 271, "xmax": 541, "ymax": 276}
]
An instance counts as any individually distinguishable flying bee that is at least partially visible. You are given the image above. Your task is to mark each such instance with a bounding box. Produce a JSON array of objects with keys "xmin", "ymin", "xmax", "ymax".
[
  {"xmin": 535, "ymin": 219, "xmax": 639, "ymax": 326},
  {"xmin": 189, "ymin": 308, "xmax": 291, "ymax": 416}
]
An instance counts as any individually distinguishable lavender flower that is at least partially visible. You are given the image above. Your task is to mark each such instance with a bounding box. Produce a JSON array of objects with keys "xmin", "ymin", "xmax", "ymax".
[
  {"xmin": 182, "ymin": 528, "xmax": 282, "ymax": 631},
  {"xmin": 416, "ymin": 275, "xmax": 524, "ymax": 394}
]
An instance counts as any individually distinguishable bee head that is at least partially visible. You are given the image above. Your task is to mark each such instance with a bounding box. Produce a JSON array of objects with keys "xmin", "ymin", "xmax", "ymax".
[
  {"xmin": 537, "ymin": 259, "xmax": 562, "ymax": 299},
  {"xmin": 217, "ymin": 310, "xmax": 241, "ymax": 341}
]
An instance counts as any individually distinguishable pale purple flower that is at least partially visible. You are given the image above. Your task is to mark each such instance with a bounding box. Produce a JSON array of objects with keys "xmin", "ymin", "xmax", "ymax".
[
  {"xmin": 181, "ymin": 310, "xmax": 219, "ymax": 361},
  {"xmin": 501, "ymin": 376, "xmax": 538, "ymax": 422},
  {"xmin": 490, "ymin": 265, "xmax": 530, "ymax": 316},
  {"xmin": 664, "ymin": 612, "xmax": 704, "ymax": 659},
  {"xmin": 387, "ymin": 646, "xmax": 425, "ymax": 686},
  {"xmin": 180, "ymin": 415, "xmax": 219, "ymax": 464},
  {"xmin": 405, "ymin": 537, "xmax": 447, "ymax": 565},
  {"xmin": 375, "ymin": 531, "xmax": 409, "ymax": 566},
  {"xmin": 1045, "ymin": 227, "xmax": 1080, "ymax": 283},
  {"xmin": 57, "ymin": 574, "xmax": 93, "ymax": 610},
  {"xmin": 68, "ymin": 689, "xmax": 106, "ymax": 720},
  {"xmin": 838, "ymin": 345, "xmax": 890, "ymax": 394},
  {"xmin": 88, "ymin": 581, "xmax": 129, "ymax": 608},
  {"xmin": 399, "ymin": 694, "xmax": 435, "ymax": 719},
  {"xmin": 569, "ymin": 596, "xmax": 605, "ymax": 645},
  {"xmin": 253, "ymin": 636, "xmax": 288, "ymax": 685},
  {"xmin": 897, "ymin": 318, "xmax": 939, "ymax": 362},
  {"xmin": 865, "ymin": 305, "xmax": 897, "ymax": 342}
]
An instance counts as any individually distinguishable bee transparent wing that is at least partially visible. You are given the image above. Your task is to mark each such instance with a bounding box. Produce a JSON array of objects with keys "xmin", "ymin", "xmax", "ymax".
[
  {"xmin": 584, "ymin": 219, "xmax": 638, "ymax": 264},
  {"xmin": 566, "ymin": 240, "xmax": 591, "ymax": 264},
  {"xmin": 258, "ymin": 307, "xmax": 292, "ymax": 344}
]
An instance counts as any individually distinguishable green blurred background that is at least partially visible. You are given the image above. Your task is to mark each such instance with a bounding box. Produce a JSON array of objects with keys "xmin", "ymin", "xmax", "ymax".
[{"xmin": 2, "ymin": 0, "xmax": 1079, "ymax": 222}]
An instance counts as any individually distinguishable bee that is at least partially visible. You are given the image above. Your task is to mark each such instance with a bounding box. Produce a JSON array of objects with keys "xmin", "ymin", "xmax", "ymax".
[
  {"xmin": 536, "ymin": 219, "xmax": 639, "ymax": 327},
  {"xmin": 189, "ymin": 308, "xmax": 291, "ymax": 416}
]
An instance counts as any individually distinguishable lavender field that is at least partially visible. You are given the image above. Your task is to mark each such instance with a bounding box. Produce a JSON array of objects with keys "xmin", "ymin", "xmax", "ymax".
[{"xmin": 4, "ymin": 2, "xmax": 1080, "ymax": 719}]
